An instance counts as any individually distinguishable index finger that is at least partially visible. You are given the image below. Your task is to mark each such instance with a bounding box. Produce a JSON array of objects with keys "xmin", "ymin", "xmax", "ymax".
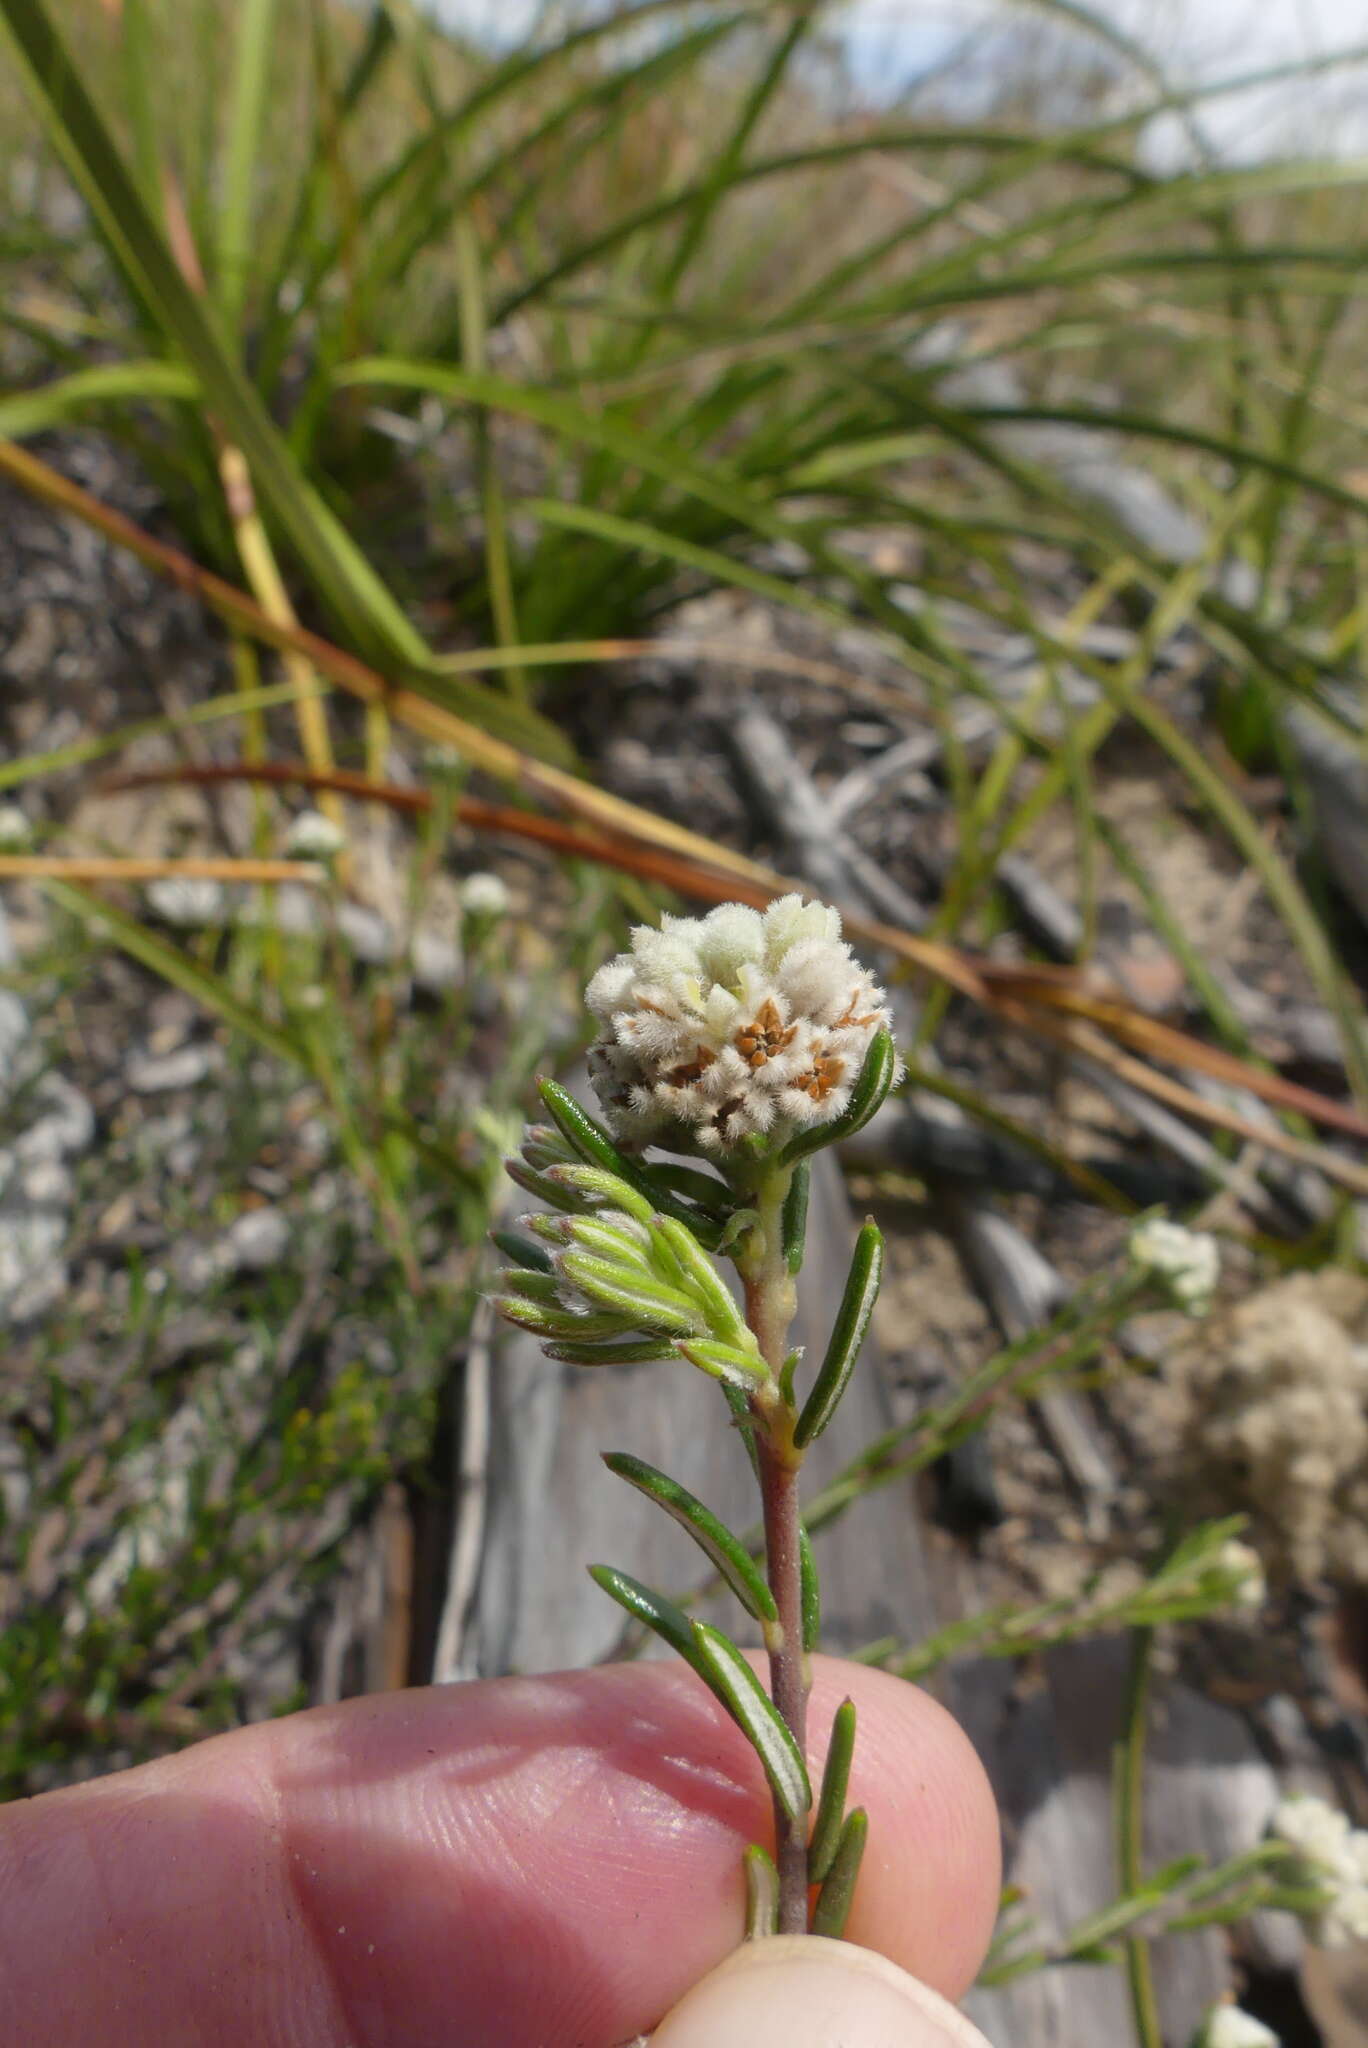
[{"xmin": 0, "ymin": 1654, "xmax": 1000, "ymax": 2047}]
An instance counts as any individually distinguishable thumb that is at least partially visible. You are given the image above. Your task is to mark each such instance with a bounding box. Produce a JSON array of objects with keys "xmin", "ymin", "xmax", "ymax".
[{"xmin": 650, "ymin": 1936, "xmax": 993, "ymax": 2047}]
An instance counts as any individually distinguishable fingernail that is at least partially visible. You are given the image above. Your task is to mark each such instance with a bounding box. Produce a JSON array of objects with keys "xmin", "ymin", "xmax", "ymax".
[{"xmin": 650, "ymin": 1936, "xmax": 992, "ymax": 2047}]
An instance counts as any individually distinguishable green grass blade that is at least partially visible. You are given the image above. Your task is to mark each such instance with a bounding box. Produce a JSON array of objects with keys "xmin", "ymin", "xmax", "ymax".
[
  {"xmin": 217, "ymin": 0, "xmax": 277, "ymax": 331},
  {"xmin": 44, "ymin": 882, "xmax": 305, "ymax": 1069},
  {"xmin": 0, "ymin": 360, "xmax": 199, "ymax": 437},
  {"xmin": 0, "ymin": 678, "xmax": 326, "ymax": 793},
  {"xmin": 0, "ymin": 0, "xmax": 430, "ymax": 669}
]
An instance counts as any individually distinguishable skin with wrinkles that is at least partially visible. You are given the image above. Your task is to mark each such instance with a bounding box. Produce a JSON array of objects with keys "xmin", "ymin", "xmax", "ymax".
[{"xmin": 0, "ymin": 1657, "xmax": 999, "ymax": 2048}]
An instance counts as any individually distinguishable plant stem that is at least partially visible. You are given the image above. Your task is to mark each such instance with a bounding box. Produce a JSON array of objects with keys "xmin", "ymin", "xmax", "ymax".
[
  {"xmin": 1115, "ymin": 1625, "xmax": 1163, "ymax": 2048},
  {"xmin": 741, "ymin": 1165, "xmax": 809, "ymax": 1935},
  {"xmin": 757, "ymin": 1429, "xmax": 809, "ymax": 1931}
]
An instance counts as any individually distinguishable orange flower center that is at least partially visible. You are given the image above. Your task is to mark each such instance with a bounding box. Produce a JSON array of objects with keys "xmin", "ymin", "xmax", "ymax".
[
  {"xmin": 734, "ymin": 998, "xmax": 796, "ymax": 1070},
  {"xmin": 794, "ymin": 1048, "xmax": 845, "ymax": 1100},
  {"xmin": 664, "ymin": 1047, "xmax": 715, "ymax": 1086}
]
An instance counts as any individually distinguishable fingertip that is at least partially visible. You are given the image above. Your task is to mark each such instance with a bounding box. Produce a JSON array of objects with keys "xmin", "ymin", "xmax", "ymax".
[
  {"xmin": 650, "ymin": 1937, "xmax": 994, "ymax": 2047},
  {"xmin": 807, "ymin": 1660, "xmax": 1001, "ymax": 1999}
]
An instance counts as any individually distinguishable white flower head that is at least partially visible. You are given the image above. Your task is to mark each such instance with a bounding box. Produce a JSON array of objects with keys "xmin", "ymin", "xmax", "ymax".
[
  {"xmin": 1214, "ymin": 1538, "xmax": 1266, "ymax": 1612},
  {"xmin": 1129, "ymin": 1216, "xmax": 1220, "ymax": 1315},
  {"xmin": 584, "ymin": 895, "xmax": 897, "ymax": 1155},
  {"xmin": 1271, "ymin": 1793, "xmax": 1354, "ymax": 1877},
  {"xmin": 0, "ymin": 805, "xmax": 32, "ymax": 850},
  {"xmin": 1269, "ymin": 1794, "xmax": 1368, "ymax": 1947},
  {"xmin": 144, "ymin": 876, "xmax": 227, "ymax": 928},
  {"xmin": 461, "ymin": 871, "xmax": 510, "ymax": 919},
  {"xmin": 1199, "ymin": 2005, "xmax": 1280, "ymax": 2048},
  {"xmin": 1317, "ymin": 1877, "xmax": 1368, "ymax": 1949},
  {"xmin": 285, "ymin": 809, "xmax": 347, "ymax": 860}
]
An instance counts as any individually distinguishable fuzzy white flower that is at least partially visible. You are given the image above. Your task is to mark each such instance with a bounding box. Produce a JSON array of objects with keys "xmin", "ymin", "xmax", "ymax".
[
  {"xmin": 0, "ymin": 805, "xmax": 32, "ymax": 850},
  {"xmin": 285, "ymin": 810, "xmax": 346, "ymax": 860},
  {"xmin": 1199, "ymin": 2005, "xmax": 1279, "ymax": 2048},
  {"xmin": 1269, "ymin": 1793, "xmax": 1368, "ymax": 1947},
  {"xmin": 585, "ymin": 896, "xmax": 897, "ymax": 1154},
  {"xmin": 461, "ymin": 871, "xmax": 510, "ymax": 918},
  {"xmin": 1318, "ymin": 1879, "xmax": 1368, "ymax": 1948},
  {"xmin": 1271, "ymin": 1793, "xmax": 1354, "ymax": 1875},
  {"xmin": 1214, "ymin": 1538, "xmax": 1266, "ymax": 1612},
  {"xmin": 144, "ymin": 876, "xmax": 227, "ymax": 928},
  {"xmin": 1129, "ymin": 1216, "xmax": 1220, "ymax": 1314}
]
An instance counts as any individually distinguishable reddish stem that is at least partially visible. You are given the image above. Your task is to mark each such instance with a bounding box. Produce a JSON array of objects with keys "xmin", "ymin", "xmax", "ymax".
[{"xmin": 756, "ymin": 1431, "xmax": 810, "ymax": 1933}]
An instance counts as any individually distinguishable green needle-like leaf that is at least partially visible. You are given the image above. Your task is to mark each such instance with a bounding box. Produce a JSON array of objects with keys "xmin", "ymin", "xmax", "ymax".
[
  {"xmin": 674, "ymin": 1338, "xmax": 769, "ymax": 1393},
  {"xmin": 523, "ymin": 1211, "xmax": 582, "ymax": 1244},
  {"xmin": 491, "ymin": 1297, "xmax": 635, "ymax": 1342},
  {"xmin": 721, "ymin": 1380, "xmax": 762, "ymax": 1479},
  {"xmin": 536, "ymin": 1080, "xmax": 723, "ymax": 1248},
  {"xmin": 491, "ymin": 1268, "xmax": 561, "ymax": 1304},
  {"xmin": 555, "ymin": 1252, "xmax": 701, "ymax": 1334},
  {"xmin": 799, "ymin": 1522, "xmax": 820, "ymax": 1654},
  {"xmin": 651, "ymin": 1216, "xmax": 748, "ymax": 1345},
  {"xmin": 793, "ymin": 1221, "xmax": 885, "ymax": 1448},
  {"xmin": 690, "ymin": 1622, "xmax": 812, "ymax": 1821},
  {"xmin": 779, "ymin": 1031, "xmax": 899, "ymax": 1167},
  {"xmin": 503, "ymin": 1159, "xmax": 582, "ymax": 1213},
  {"xmin": 544, "ymin": 1163, "xmax": 656, "ymax": 1225},
  {"xmin": 782, "ymin": 1160, "xmax": 810, "ymax": 1275},
  {"xmin": 641, "ymin": 1160, "xmax": 734, "ymax": 1221},
  {"xmin": 743, "ymin": 1844, "xmax": 781, "ymax": 1940},
  {"xmin": 808, "ymin": 1699, "xmax": 857, "ymax": 1884},
  {"xmin": 543, "ymin": 1337, "xmax": 678, "ymax": 1367},
  {"xmin": 810, "ymin": 1807, "xmax": 869, "ymax": 1938},
  {"xmin": 489, "ymin": 1229, "xmax": 554, "ymax": 1274},
  {"xmin": 589, "ymin": 1565, "xmax": 704, "ymax": 1669},
  {"xmin": 602, "ymin": 1452, "xmax": 778, "ymax": 1626},
  {"xmin": 560, "ymin": 1215, "xmax": 655, "ymax": 1268}
]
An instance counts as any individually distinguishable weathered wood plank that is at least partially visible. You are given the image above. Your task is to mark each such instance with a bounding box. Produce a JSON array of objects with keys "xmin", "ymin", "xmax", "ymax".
[
  {"xmin": 465, "ymin": 1148, "xmax": 945, "ymax": 1677},
  {"xmin": 463, "ymin": 1129, "xmax": 1286, "ymax": 2047}
]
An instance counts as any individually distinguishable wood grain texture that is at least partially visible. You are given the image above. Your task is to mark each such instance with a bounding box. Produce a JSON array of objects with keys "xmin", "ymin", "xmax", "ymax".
[{"xmin": 464, "ymin": 1129, "xmax": 1294, "ymax": 2047}]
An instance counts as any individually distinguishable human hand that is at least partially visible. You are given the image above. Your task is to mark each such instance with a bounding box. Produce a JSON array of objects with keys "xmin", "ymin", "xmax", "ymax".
[{"xmin": 0, "ymin": 1654, "xmax": 999, "ymax": 2046}]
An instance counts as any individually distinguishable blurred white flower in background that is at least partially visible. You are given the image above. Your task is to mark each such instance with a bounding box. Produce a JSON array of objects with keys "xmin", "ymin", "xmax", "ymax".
[
  {"xmin": 285, "ymin": 810, "xmax": 347, "ymax": 860},
  {"xmin": 1198, "ymin": 2005, "xmax": 1280, "ymax": 2048},
  {"xmin": 144, "ymin": 876, "xmax": 227, "ymax": 928},
  {"xmin": 1213, "ymin": 1538, "xmax": 1266, "ymax": 1613},
  {"xmin": 1269, "ymin": 1792, "xmax": 1368, "ymax": 1947},
  {"xmin": 0, "ymin": 806, "xmax": 32, "ymax": 850},
  {"xmin": 1129, "ymin": 1216, "xmax": 1221, "ymax": 1315},
  {"xmin": 460, "ymin": 871, "xmax": 510, "ymax": 919}
]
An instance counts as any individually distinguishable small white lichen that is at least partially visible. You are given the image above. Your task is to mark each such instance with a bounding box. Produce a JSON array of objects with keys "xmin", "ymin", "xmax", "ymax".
[
  {"xmin": 1129, "ymin": 1216, "xmax": 1221, "ymax": 1315},
  {"xmin": 285, "ymin": 809, "xmax": 347, "ymax": 860},
  {"xmin": 584, "ymin": 896, "xmax": 897, "ymax": 1154},
  {"xmin": 1199, "ymin": 2005, "xmax": 1280, "ymax": 2048},
  {"xmin": 1149, "ymin": 1272, "xmax": 1368, "ymax": 1587},
  {"xmin": 460, "ymin": 871, "xmax": 510, "ymax": 918}
]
